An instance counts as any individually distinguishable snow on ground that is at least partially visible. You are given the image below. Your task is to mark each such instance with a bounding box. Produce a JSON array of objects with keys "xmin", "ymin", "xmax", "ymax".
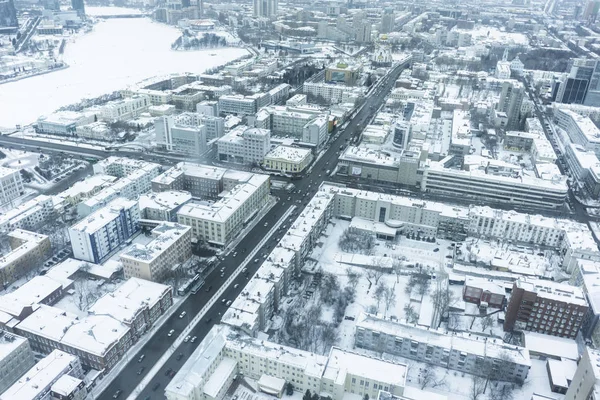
[{"xmin": 0, "ymin": 17, "xmax": 249, "ymax": 128}]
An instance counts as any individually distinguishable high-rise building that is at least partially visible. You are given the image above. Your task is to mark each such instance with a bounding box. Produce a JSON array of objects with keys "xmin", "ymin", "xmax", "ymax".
[
  {"xmin": 584, "ymin": 0, "xmax": 600, "ymax": 23},
  {"xmin": 355, "ymin": 21, "xmax": 372, "ymax": 43},
  {"xmin": 555, "ymin": 58, "xmax": 600, "ymax": 106},
  {"xmin": 564, "ymin": 347, "xmax": 600, "ymax": 400},
  {"xmin": 71, "ymin": 0, "xmax": 85, "ymax": 18},
  {"xmin": 253, "ymin": 0, "xmax": 277, "ymax": 17},
  {"xmin": 0, "ymin": 0, "xmax": 17, "ymax": 32},
  {"xmin": 380, "ymin": 9, "xmax": 395, "ymax": 33},
  {"xmin": 496, "ymin": 80, "xmax": 524, "ymax": 130}
]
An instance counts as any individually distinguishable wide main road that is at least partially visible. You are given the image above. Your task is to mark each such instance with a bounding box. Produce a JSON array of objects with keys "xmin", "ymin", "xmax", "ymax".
[{"xmin": 87, "ymin": 59, "xmax": 410, "ymax": 400}]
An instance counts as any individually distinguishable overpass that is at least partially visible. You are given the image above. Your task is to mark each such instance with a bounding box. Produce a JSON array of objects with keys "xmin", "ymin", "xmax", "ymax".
[{"xmin": 93, "ymin": 13, "xmax": 149, "ymax": 19}]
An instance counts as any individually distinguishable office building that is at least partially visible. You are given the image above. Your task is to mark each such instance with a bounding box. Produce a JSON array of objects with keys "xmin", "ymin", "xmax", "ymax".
[
  {"xmin": 69, "ymin": 198, "xmax": 140, "ymax": 264},
  {"xmin": 355, "ymin": 21, "xmax": 372, "ymax": 43},
  {"xmin": 495, "ymin": 80, "xmax": 524, "ymax": 130},
  {"xmin": 0, "ymin": 0, "xmax": 17, "ymax": 32},
  {"xmin": 325, "ymin": 61, "xmax": 361, "ymax": 86},
  {"xmin": 216, "ymin": 126, "xmax": 271, "ymax": 164},
  {"xmin": 303, "ymin": 81, "xmax": 364, "ymax": 104},
  {"xmin": 263, "ymin": 145, "xmax": 313, "ymax": 174},
  {"xmin": 155, "ymin": 116, "xmax": 208, "ymax": 156},
  {"xmin": 253, "ymin": 0, "xmax": 277, "ymax": 17},
  {"xmin": 218, "ymin": 95, "xmax": 259, "ymax": 115},
  {"xmin": 504, "ymin": 278, "xmax": 588, "ymax": 338},
  {"xmin": 15, "ymin": 305, "xmax": 132, "ymax": 370},
  {"xmin": 355, "ymin": 312, "xmax": 530, "ymax": 383},
  {"xmin": 0, "ymin": 349, "xmax": 83, "ymax": 400},
  {"xmin": 0, "ymin": 330, "xmax": 35, "ymax": 394},
  {"xmin": 0, "ymin": 195, "xmax": 53, "ymax": 233},
  {"xmin": 0, "ymin": 166, "xmax": 23, "ymax": 206},
  {"xmin": 380, "ymin": 9, "xmax": 395, "ymax": 33},
  {"xmin": 120, "ymin": 222, "xmax": 192, "ymax": 282},
  {"xmin": 564, "ymin": 347, "xmax": 600, "ymax": 400},
  {"xmin": 564, "ymin": 143, "xmax": 600, "ymax": 197},
  {"xmin": 0, "ymin": 230, "xmax": 51, "ymax": 288},
  {"xmin": 99, "ymin": 95, "xmax": 150, "ymax": 121},
  {"xmin": 555, "ymin": 108, "xmax": 600, "ymax": 157},
  {"xmin": 555, "ymin": 58, "xmax": 600, "ymax": 106},
  {"xmin": 173, "ymin": 112, "xmax": 224, "ymax": 140}
]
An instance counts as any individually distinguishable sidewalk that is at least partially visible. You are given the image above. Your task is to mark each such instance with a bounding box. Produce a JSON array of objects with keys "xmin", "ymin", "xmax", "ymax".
[{"xmin": 126, "ymin": 204, "xmax": 297, "ymax": 399}]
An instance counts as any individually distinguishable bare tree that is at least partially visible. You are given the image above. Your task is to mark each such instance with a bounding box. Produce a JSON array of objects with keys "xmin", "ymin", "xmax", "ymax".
[
  {"xmin": 403, "ymin": 303, "xmax": 418, "ymax": 323},
  {"xmin": 366, "ymin": 270, "xmax": 384, "ymax": 287},
  {"xmin": 420, "ymin": 367, "xmax": 446, "ymax": 390},
  {"xmin": 448, "ymin": 313, "xmax": 461, "ymax": 331},
  {"xmin": 488, "ymin": 382, "xmax": 514, "ymax": 400},
  {"xmin": 373, "ymin": 282, "xmax": 386, "ymax": 309},
  {"xmin": 431, "ymin": 285, "xmax": 456, "ymax": 328},
  {"xmin": 469, "ymin": 376, "xmax": 486, "ymax": 400},
  {"xmin": 346, "ymin": 267, "xmax": 361, "ymax": 289},
  {"xmin": 480, "ymin": 315, "xmax": 494, "ymax": 333},
  {"xmin": 383, "ymin": 285, "xmax": 397, "ymax": 314},
  {"xmin": 73, "ymin": 280, "xmax": 101, "ymax": 311}
]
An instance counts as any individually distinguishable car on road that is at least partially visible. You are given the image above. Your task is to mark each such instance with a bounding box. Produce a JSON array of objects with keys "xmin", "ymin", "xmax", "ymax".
[
  {"xmin": 152, "ymin": 382, "xmax": 161, "ymax": 391},
  {"xmin": 205, "ymin": 285, "xmax": 212, "ymax": 292},
  {"xmin": 221, "ymin": 298, "xmax": 227, "ymax": 303},
  {"xmin": 113, "ymin": 390, "xmax": 123, "ymax": 398},
  {"xmin": 254, "ymin": 259, "xmax": 259, "ymax": 263},
  {"xmin": 264, "ymin": 222, "xmax": 268, "ymax": 227},
  {"xmin": 169, "ymin": 370, "xmax": 176, "ymax": 378},
  {"xmin": 226, "ymin": 300, "xmax": 232, "ymax": 306},
  {"xmin": 233, "ymin": 252, "xmax": 237, "ymax": 257},
  {"xmin": 137, "ymin": 367, "xmax": 145, "ymax": 375},
  {"xmin": 191, "ymin": 336, "xmax": 197, "ymax": 343},
  {"xmin": 168, "ymin": 329, "xmax": 175, "ymax": 337},
  {"xmin": 184, "ymin": 335, "xmax": 190, "ymax": 342},
  {"xmin": 177, "ymin": 353, "xmax": 184, "ymax": 361},
  {"xmin": 165, "ymin": 368, "xmax": 172, "ymax": 377},
  {"xmin": 138, "ymin": 354, "xmax": 145, "ymax": 363},
  {"xmin": 179, "ymin": 311, "xmax": 186, "ymax": 319},
  {"xmin": 433, "ymin": 248, "xmax": 439, "ymax": 252},
  {"xmin": 234, "ymin": 284, "xmax": 239, "ymax": 289},
  {"xmin": 205, "ymin": 318, "xmax": 212, "ymax": 324}
]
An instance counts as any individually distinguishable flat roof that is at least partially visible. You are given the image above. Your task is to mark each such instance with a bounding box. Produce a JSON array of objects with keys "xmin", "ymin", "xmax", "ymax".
[
  {"xmin": 265, "ymin": 145, "xmax": 312, "ymax": 163},
  {"xmin": 516, "ymin": 277, "xmax": 587, "ymax": 306},
  {"xmin": 70, "ymin": 197, "xmax": 137, "ymax": 234},
  {"xmin": 0, "ymin": 330, "xmax": 28, "ymax": 363},
  {"xmin": 120, "ymin": 222, "xmax": 190, "ymax": 263},
  {"xmin": 523, "ymin": 331, "xmax": 579, "ymax": 361}
]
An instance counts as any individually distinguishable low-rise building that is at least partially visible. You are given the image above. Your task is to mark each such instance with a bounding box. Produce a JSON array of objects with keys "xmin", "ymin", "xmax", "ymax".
[
  {"xmin": 0, "ymin": 349, "xmax": 83, "ymax": 400},
  {"xmin": 504, "ymin": 277, "xmax": 588, "ymax": 338},
  {"xmin": 303, "ymin": 81, "xmax": 364, "ymax": 104},
  {"xmin": 99, "ymin": 94, "xmax": 150, "ymax": 121},
  {"xmin": 35, "ymin": 111, "xmax": 94, "ymax": 136},
  {"xmin": 462, "ymin": 277, "xmax": 506, "ymax": 308},
  {"xmin": 555, "ymin": 108, "xmax": 600, "ymax": 157},
  {"xmin": 218, "ymin": 94, "xmax": 258, "ymax": 115},
  {"xmin": 0, "ymin": 330, "xmax": 35, "ymax": 394},
  {"xmin": 139, "ymin": 191, "xmax": 192, "ymax": 222},
  {"xmin": 355, "ymin": 312, "xmax": 530, "ymax": 383},
  {"xmin": 0, "ymin": 166, "xmax": 23, "ymax": 206},
  {"xmin": 0, "ymin": 230, "xmax": 51, "ymax": 288},
  {"xmin": 263, "ymin": 145, "xmax": 313, "ymax": 174},
  {"xmin": 0, "ymin": 195, "xmax": 54, "ymax": 233},
  {"xmin": 55, "ymin": 174, "xmax": 117, "ymax": 207},
  {"xmin": 69, "ymin": 198, "xmax": 140, "ymax": 264},
  {"xmin": 120, "ymin": 222, "xmax": 192, "ymax": 282}
]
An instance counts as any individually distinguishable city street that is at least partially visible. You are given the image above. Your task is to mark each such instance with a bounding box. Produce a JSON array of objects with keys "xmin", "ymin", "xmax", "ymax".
[{"xmin": 95, "ymin": 59, "xmax": 410, "ymax": 400}]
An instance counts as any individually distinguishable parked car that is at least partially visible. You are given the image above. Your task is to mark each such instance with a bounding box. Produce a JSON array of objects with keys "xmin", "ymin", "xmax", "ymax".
[
  {"xmin": 191, "ymin": 336, "xmax": 198, "ymax": 343},
  {"xmin": 168, "ymin": 329, "xmax": 175, "ymax": 337}
]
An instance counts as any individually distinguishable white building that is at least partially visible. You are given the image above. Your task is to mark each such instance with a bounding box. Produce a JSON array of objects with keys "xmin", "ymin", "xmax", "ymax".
[
  {"xmin": 120, "ymin": 222, "xmax": 192, "ymax": 282},
  {"xmin": 495, "ymin": 61, "xmax": 512, "ymax": 79},
  {"xmin": 75, "ymin": 121, "xmax": 112, "ymax": 141},
  {"xmin": 139, "ymin": 190, "xmax": 192, "ymax": 221},
  {"xmin": 565, "ymin": 347, "xmax": 600, "ymax": 400},
  {"xmin": 69, "ymin": 198, "xmax": 140, "ymax": 264},
  {"xmin": 35, "ymin": 111, "xmax": 94, "ymax": 136},
  {"xmin": 0, "ymin": 195, "xmax": 54, "ymax": 233},
  {"xmin": 355, "ymin": 312, "xmax": 530, "ymax": 382},
  {"xmin": 555, "ymin": 108, "xmax": 600, "ymax": 157},
  {"xmin": 0, "ymin": 350, "xmax": 83, "ymax": 400},
  {"xmin": 0, "ymin": 166, "xmax": 23, "ymax": 206},
  {"xmin": 172, "ymin": 112, "xmax": 225, "ymax": 140},
  {"xmin": 100, "ymin": 94, "xmax": 150, "ymax": 121},
  {"xmin": 155, "ymin": 116, "xmax": 208, "ymax": 156},
  {"xmin": 303, "ymin": 115, "xmax": 329, "ymax": 148},
  {"xmin": 253, "ymin": 0, "xmax": 277, "ymax": 17},
  {"xmin": 216, "ymin": 126, "xmax": 271, "ymax": 164},
  {"xmin": 218, "ymin": 95, "xmax": 258, "ymax": 115},
  {"xmin": 177, "ymin": 173, "xmax": 270, "ymax": 247},
  {"xmin": 0, "ymin": 330, "xmax": 35, "ymax": 394},
  {"xmin": 303, "ymin": 81, "xmax": 364, "ymax": 104},
  {"xmin": 263, "ymin": 145, "xmax": 313, "ymax": 174}
]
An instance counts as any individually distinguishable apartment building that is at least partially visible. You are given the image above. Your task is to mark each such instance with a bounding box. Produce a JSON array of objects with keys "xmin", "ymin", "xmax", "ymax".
[
  {"xmin": 0, "ymin": 166, "xmax": 23, "ymax": 206},
  {"xmin": 99, "ymin": 94, "xmax": 150, "ymax": 121},
  {"xmin": 263, "ymin": 145, "xmax": 313, "ymax": 174},
  {"xmin": 0, "ymin": 330, "xmax": 35, "ymax": 394},
  {"xmin": 170, "ymin": 112, "xmax": 225, "ymax": 140},
  {"xmin": 216, "ymin": 126, "xmax": 271, "ymax": 164},
  {"xmin": 139, "ymin": 190, "xmax": 192, "ymax": 222},
  {"xmin": 177, "ymin": 173, "xmax": 270, "ymax": 247},
  {"xmin": 0, "ymin": 349, "xmax": 83, "ymax": 400},
  {"xmin": 165, "ymin": 324, "xmax": 409, "ymax": 400},
  {"xmin": 0, "ymin": 194, "xmax": 53, "ymax": 233},
  {"xmin": 564, "ymin": 143, "xmax": 600, "ymax": 197},
  {"xmin": 555, "ymin": 108, "xmax": 600, "ymax": 157},
  {"xmin": 0, "ymin": 230, "xmax": 51, "ymax": 288},
  {"xmin": 355, "ymin": 313, "xmax": 531, "ymax": 383},
  {"xmin": 564, "ymin": 347, "xmax": 600, "ymax": 400},
  {"xmin": 88, "ymin": 277, "xmax": 173, "ymax": 338},
  {"xmin": 69, "ymin": 198, "xmax": 140, "ymax": 264},
  {"xmin": 55, "ymin": 174, "xmax": 117, "ymax": 207},
  {"xmin": 218, "ymin": 95, "xmax": 258, "ymax": 115},
  {"xmin": 303, "ymin": 81, "xmax": 364, "ymax": 104},
  {"xmin": 504, "ymin": 277, "xmax": 588, "ymax": 338},
  {"xmin": 15, "ymin": 305, "xmax": 132, "ymax": 370},
  {"xmin": 120, "ymin": 222, "xmax": 192, "ymax": 282}
]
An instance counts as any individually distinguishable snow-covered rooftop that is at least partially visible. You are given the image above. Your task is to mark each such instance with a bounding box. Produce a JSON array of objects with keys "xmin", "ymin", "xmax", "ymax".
[
  {"xmin": 523, "ymin": 331, "xmax": 579, "ymax": 361},
  {"xmin": 0, "ymin": 330, "xmax": 29, "ymax": 363},
  {"xmin": 139, "ymin": 190, "xmax": 192, "ymax": 212},
  {"xmin": 70, "ymin": 197, "xmax": 137, "ymax": 234},
  {"xmin": 120, "ymin": 222, "xmax": 190, "ymax": 263},
  {"xmin": 516, "ymin": 277, "xmax": 587, "ymax": 306},
  {"xmin": 50, "ymin": 374, "xmax": 83, "ymax": 396},
  {"xmin": 265, "ymin": 145, "xmax": 312, "ymax": 163},
  {"xmin": 0, "ymin": 276, "xmax": 62, "ymax": 317}
]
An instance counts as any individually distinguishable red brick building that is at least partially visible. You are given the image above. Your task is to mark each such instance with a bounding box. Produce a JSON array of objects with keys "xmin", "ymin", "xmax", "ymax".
[{"xmin": 462, "ymin": 277, "xmax": 506, "ymax": 308}]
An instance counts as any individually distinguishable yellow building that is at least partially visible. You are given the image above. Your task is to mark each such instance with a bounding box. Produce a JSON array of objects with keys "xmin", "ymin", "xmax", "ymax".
[
  {"xmin": 325, "ymin": 62, "xmax": 360, "ymax": 86},
  {"xmin": 263, "ymin": 145, "xmax": 313, "ymax": 174},
  {"xmin": 0, "ymin": 230, "xmax": 51, "ymax": 287}
]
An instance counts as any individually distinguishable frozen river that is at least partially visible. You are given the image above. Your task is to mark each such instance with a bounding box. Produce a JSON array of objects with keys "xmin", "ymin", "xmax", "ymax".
[{"xmin": 0, "ymin": 15, "xmax": 248, "ymax": 128}]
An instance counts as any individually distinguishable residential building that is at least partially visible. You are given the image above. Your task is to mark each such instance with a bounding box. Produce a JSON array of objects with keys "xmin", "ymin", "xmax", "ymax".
[
  {"xmin": 88, "ymin": 277, "xmax": 173, "ymax": 338},
  {"xmin": 0, "ymin": 330, "xmax": 35, "ymax": 394},
  {"xmin": 0, "ymin": 230, "xmax": 51, "ymax": 288},
  {"xmin": 218, "ymin": 95, "xmax": 259, "ymax": 115},
  {"xmin": 253, "ymin": 0, "xmax": 277, "ymax": 17},
  {"xmin": 263, "ymin": 145, "xmax": 313, "ymax": 174},
  {"xmin": 462, "ymin": 277, "xmax": 506, "ymax": 308},
  {"xmin": 355, "ymin": 312, "xmax": 530, "ymax": 382},
  {"xmin": 0, "ymin": 349, "xmax": 83, "ymax": 400},
  {"xmin": 504, "ymin": 278, "xmax": 588, "ymax": 338},
  {"xmin": 15, "ymin": 305, "xmax": 132, "ymax": 370},
  {"xmin": 564, "ymin": 143, "xmax": 600, "ymax": 197},
  {"xmin": 268, "ymin": 83, "xmax": 290, "ymax": 104},
  {"xmin": 0, "ymin": 275, "xmax": 66, "ymax": 321},
  {"xmin": 355, "ymin": 20, "xmax": 372, "ymax": 43},
  {"xmin": 564, "ymin": 347, "xmax": 600, "ymax": 400},
  {"xmin": 177, "ymin": 172, "xmax": 270, "ymax": 247},
  {"xmin": 155, "ymin": 116, "xmax": 208, "ymax": 156},
  {"xmin": 495, "ymin": 80, "xmax": 524, "ymax": 130},
  {"xmin": 165, "ymin": 324, "xmax": 409, "ymax": 400},
  {"xmin": 120, "ymin": 222, "xmax": 192, "ymax": 282},
  {"xmin": 50, "ymin": 374, "xmax": 87, "ymax": 400},
  {"xmin": 555, "ymin": 108, "xmax": 600, "ymax": 157},
  {"xmin": 0, "ymin": 195, "xmax": 53, "ymax": 233},
  {"xmin": 55, "ymin": 174, "xmax": 117, "ymax": 207},
  {"xmin": 216, "ymin": 126, "xmax": 271, "ymax": 164},
  {"xmin": 380, "ymin": 9, "xmax": 395, "ymax": 33},
  {"xmin": 69, "ymin": 198, "xmax": 140, "ymax": 264},
  {"xmin": 0, "ymin": 166, "xmax": 23, "ymax": 206},
  {"xmin": 303, "ymin": 115, "xmax": 329, "ymax": 148},
  {"xmin": 99, "ymin": 94, "xmax": 150, "ymax": 121},
  {"xmin": 303, "ymin": 81, "xmax": 364, "ymax": 104},
  {"xmin": 170, "ymin": 112, "xmax": 224, "ymax": 140},
  {"xmin": 139, "ymin": 191, "xmax": 192, "ymax": 221}
]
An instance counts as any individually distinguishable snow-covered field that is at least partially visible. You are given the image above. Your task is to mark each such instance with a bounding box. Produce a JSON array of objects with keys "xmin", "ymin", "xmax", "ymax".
[{"xmin": 0, "ymin": 15, "xmax": 249, "ymax": 128}]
